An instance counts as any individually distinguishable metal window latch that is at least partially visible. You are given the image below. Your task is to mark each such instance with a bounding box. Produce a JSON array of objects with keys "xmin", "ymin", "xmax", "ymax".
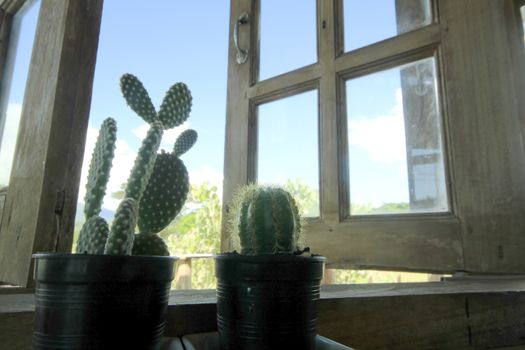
[{"xmin": 234, "ymin": 12, "xmax": 249, "ymax": 64}]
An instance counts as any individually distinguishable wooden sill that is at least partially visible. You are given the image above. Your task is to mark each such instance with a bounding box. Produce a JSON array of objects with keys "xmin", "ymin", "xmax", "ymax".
[{"xmin": 2, "ymin": 280, "xmax": 525, "ymax": 350}]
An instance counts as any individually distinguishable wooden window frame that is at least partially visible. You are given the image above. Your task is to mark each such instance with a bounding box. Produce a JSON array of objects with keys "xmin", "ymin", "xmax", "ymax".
[
  {"xmin": 0, "ymin": 0, "xmax": 103, "ymax": 287},
  {"xmin": 222, "ymin": 0, "xmax": 525, "ymax": 274}
]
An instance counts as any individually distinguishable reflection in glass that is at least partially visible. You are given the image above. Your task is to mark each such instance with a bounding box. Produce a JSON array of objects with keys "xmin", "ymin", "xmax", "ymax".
[
  {"xmin": 257, "ymin": 90, "xmax": 319, "ymax": 217},
  {"xmin": 0, "ymin": 1, "xmax": 40, "ymax": 187},
  {"xmin": 346, "ymin": 57, "xmax": 448, "ymax": 215},
  {"xmin": 344, "ymin": 0, "xmax": 432, "ymax": 52},
  {"xmin": 521, "ymin": 6, "xmax": 525, "ymax": 44},
  {"xmin": 259, "ymin": 0, "xmax": 317, "ymax": 81}
]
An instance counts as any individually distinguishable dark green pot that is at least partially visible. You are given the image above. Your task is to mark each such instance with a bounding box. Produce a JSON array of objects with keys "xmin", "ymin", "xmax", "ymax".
[
  {"xmin": 32, "ymin": 253, "xmax": 177, "ymax": 350},
  {"xmin": 215, "ymin": 253, "xmax": 326, "ymax": 350}
]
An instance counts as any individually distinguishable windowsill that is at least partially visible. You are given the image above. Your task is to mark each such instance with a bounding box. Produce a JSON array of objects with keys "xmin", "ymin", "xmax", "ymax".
[{"xmin": 2, "ymin": 279, "xmax": 525, "ymax": 349}]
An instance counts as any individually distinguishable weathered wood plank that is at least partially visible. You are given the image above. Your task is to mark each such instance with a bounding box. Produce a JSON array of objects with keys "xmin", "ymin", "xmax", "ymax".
[
  {"xmin": 440, "ymin": 0, "xmax": 525, "ymax": 273},
  {"xmin": 221, "ymin": 0, "xmax": 253, "ymax": 252},
  {"xmin": 3, "ymin": 281, "xmax": 525, "ymax": 349},
  {"xmin": 0, "ymin": 0, "xmax": 103, "ymax": 286}
]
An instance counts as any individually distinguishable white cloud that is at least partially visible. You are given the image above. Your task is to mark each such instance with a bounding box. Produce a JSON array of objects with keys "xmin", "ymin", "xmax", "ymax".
[
  {"xmin": 0, "ymin": 103, "xmax": 22, "ymax": 186},
  {"xmin": 131, "ymin": 121, "xmax": 190, "ymax": 152},
  {"xmin": 348, "ymin": 88, "xmax": 407, "ymax": 164}
]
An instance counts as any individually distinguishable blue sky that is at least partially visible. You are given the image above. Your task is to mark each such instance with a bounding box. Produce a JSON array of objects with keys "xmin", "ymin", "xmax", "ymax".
[{"xmin": 1, "ymin": 0, "xmax": 451, "ymax": 215}]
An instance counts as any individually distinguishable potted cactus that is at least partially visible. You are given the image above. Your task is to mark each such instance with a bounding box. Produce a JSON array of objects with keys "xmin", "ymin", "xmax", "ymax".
[
  {"xmin": 215, "ymin": 185, "xmax": 326, "ymax": 350},
  {"xmin": 32, "ymin": 74, "xmax": 197, "ymax": 350}
]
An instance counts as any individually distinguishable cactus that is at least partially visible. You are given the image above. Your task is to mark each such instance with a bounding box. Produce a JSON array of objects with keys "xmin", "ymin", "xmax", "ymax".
[
  {"xmin": 83, "ymin": 118, "xmax": 117, "ymax": 219},
  {"xmin": 158, "ymin": 82, "xmax": 192, "ymax": 129},
  {"xmin": 137, "ymin": 151, "xmax": 190, "ymax": 233},
  {"xmin": 104, "ymin": 198, "xmax": 138, "ymax": 255},
  {"xmin": 76, "ymin": 73, "xmax": 197, "ymax": 257},
  {"xmin": 76, "ymin": 216, "xmax": 109, "ymax": 254},
  {"xmin": 132, "ymin": 232, "xmax": 170, "ymax": 256},
  {"xmin": 229, "ymin": 185, "xmax": 302, "ymax": 255},
  {"xmin": 124, "ymin": 121, "xmax": 164, "ymax": 202},
  {"xmin": 173, "ymin": 129, "xmax": 198, "ymax": 157},
  {"xmin": 120, "ymin": 74, "xmax": 157, "ymax": 124}
]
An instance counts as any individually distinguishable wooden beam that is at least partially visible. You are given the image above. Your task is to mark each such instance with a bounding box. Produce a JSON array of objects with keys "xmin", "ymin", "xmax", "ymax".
[
  {"xmin": 0, "ymin": 0, "xmax": 103, "ymax": 286},
  {"xmin": 3, "ymin": 281, "xmax": 525, "ymax": 349}
]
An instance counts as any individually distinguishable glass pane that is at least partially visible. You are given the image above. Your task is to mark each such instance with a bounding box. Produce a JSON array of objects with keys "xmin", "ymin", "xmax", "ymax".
[
  {"xmin": 346, "ymin": 57, "xmax": 448, "ymax": 215},
  {"xmin": 257, "ymin": 90, "xmax": 319, "ymax": 217},
  {"xmin": 521, "ymin": 6, "xmax": 525, "ymax": 44},
  {"xmin": 259, "ymin": 0, "xmax": 317, "ymax": 81},
  {"xmin": 0, "ymin": 1, "xmax": 40, "ymax": 187},
  {"xmin": 344, "ymin": 0, "xmax": 432, "ymax": 52}
]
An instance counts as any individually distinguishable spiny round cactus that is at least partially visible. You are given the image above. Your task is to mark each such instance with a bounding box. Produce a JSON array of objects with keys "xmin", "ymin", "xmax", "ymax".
[
  {"xmin": 76, "ymin": 215, "xmax": 109, "ymax": 254},
  {"xmin": 138, "ymin": 151, "xmax": 189, "ymax": 233},
  {"xmin": 120, "ymin": 74, "xmax": 157, "ymax": 124},
  {"xmin": 125, "ymin": 121, "xmax": 164, "ymax": 201},
  {"xmin": 83, "ymin": 118, "xmax": 117, "ymax": 219},
  {"xmin": 173, "ymin": 129, "xmax": 198, "ymax": 157},
  {"xmin": 230, "ymin": 185, "xmax": 301, "ymax": 255},
  {"xmin": 157, "ymin": 82, "xmax": 192, "ymax": 129},
  {"xmin": 104, "ymin": 198, "xmax": 138, "ymax": 255},
  {"xmin": 132, "ymin": 232, "xmax": 170, "ymax": 256}
]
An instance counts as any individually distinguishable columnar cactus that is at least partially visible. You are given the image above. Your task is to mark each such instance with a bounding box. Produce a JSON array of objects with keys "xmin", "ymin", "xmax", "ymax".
[
  {"xmin": 83, "ymin": 118, "xmax": 117, "ymax": 219},
  {"xmin": 229, "ymin": 185, "xmax": 302, "ymax": 255},
  {"xmin": 76, "ymin": 73, "xmax": 197, "ymax": 257}
]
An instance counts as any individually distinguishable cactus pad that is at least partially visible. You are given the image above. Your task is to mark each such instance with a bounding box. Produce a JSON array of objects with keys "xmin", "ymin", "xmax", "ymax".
[
  {"xmin": 104, "ymin": 198, "xmax": 138, "ymax": 255},
  {"xmin": 132, "ymin": 232, "xmax": 170, "ymax": 256},
  {"xmin": 125, "ymin": 121, "xmax": 164, "ymax": 201},
  {"xmin": 157, "ymin": 82, "xmax": 192, "ymax": 129},
  {"xmin": 173, "ymin": 129, "xmax": 198, "ymax": 157},
  {"xmin": 120, "ymin": 74, "xmax": 158, "ymax": 124},
  {"xmin": 138, "ymin": 152, "xmax": 189, "ymax": 233},
  {"xmin": 76, "ymin": 216, "xmax": 109, "ymax": 254},
  {"xmin": 83, "ymin": 118, "xmax": 117, "ymax": 219}
]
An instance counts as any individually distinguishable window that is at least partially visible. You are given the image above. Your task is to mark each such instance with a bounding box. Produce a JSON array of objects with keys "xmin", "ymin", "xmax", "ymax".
[
  {"xmin": 0, "ymin": 0, "xmax": 39, "ymax": 188},
  {"xmin": 223, "ymin": 0, "xmax": 525, "ymax": 274},
  {"xmin": 0, "ymin": 0, "xmax": 103, "ymax": 286}
]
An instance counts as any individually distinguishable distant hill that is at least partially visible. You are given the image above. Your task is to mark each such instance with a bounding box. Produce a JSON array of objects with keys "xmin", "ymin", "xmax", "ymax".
[{"xmin": 74, "ymin": 202, "xmax": 115, "ymax": 223}]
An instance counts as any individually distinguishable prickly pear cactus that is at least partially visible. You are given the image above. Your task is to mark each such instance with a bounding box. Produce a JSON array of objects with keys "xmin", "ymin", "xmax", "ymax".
[
  {"xmin": 132, "ymin": 232, "xmax": 170, "ymax": 256},
  {"xmin": 76, "ymin": 216, "xmax": 109, "ymax": 254},
  {"xmin": 158, "ymin": 82, "xmax": 192, "ymax": 129},
  {"xmin": 83, "ymin": 118, "xmax": 117, "ymax": 219},
  {"xmin": 137, "ymin": 151, "xmax": 189, "ymax": 233},
  {"xmin": 124, "ymin": 121, "xmax": 164, "ymax": 201},
  {"xmin": 76, "ymin": 73, "xmax": 197, "ymax": 257},
  {"xmin": 104, "ymin": 198, "xmax": 138, "ymax": 255},
  {"xmin": 173, "ymin": 129, "xmax": 198, "ymax": 157},
  {"xmin": 231, "ymin": 185, "xmax": 301, "ymax": 255},
  {"xmin": 120, "ymin": 74, "xmax": 157, "ymax": 124}
]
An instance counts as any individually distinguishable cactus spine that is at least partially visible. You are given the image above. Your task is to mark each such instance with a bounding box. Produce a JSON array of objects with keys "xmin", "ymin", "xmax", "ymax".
[
  {"xmin": 230, "ymin": 185, "xmax": 302, "ymax": 255},
  {"xmin": 76, "ymin": 73, "xmax": 197, "ymax": 257}
]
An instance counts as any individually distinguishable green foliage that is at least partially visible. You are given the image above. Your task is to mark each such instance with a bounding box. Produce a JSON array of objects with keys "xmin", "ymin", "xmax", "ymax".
[
  {"xmin": 165, "ymin": 182, "xmax": 222, "ymax": 289},
  {"xmin": 228, "ymin": 185, "xmax": 301, "ymax": 255},
  {"xmin": 84, "ymin": 118, "xmax": 117, "ymax": 219}
]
